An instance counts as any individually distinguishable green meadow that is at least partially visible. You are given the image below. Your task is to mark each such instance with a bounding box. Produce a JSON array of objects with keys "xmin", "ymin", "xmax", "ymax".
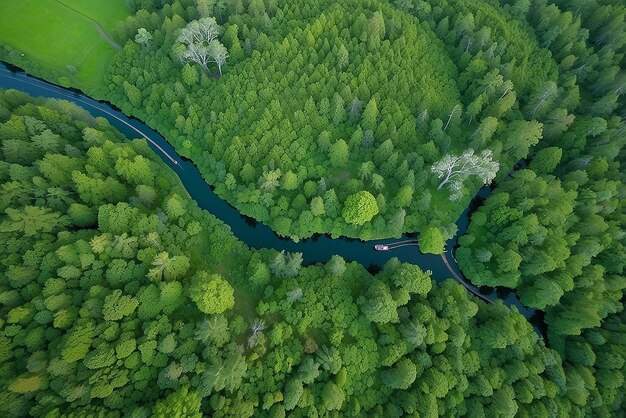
[
  {"xmin": 0, "ymin": 0, "xmax": 128, "ymax": 92},
  {"xmin": 59, "ymin": 0, "xmax": 130, "ymax": 33}
]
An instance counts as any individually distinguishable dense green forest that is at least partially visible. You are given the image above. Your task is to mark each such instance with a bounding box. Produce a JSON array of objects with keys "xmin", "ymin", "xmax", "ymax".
[
  {"xmin": 457, "ymin": 0, "xmax": 625, "ymax": 336},
  {"xmin": 0, "ymin": 89, "xmax": 594, "ymax": 417},
  {"xmin": 455, "ymin": 0, "xmax": 626, "ymax": 414},
  {"xmin": 0, "ymin": 0, "xmax": 625, "ymax": 416},
  {"xmin": 3, "ymin": 0, "xmax": 561, "ymax": 242}
]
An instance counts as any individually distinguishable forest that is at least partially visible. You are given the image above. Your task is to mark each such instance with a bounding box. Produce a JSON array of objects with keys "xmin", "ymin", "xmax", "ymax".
[
  {"xmin": 0, "ymin": 0, "xmax": 624, "ymax": 416},
  {"xmin": 0, "ymin": 89, "xmax": 593, "ymax": 417},
  {"xmin": 15, "ymin": 0, "xmax": 561, "ymax": 242},
  {"xmin": 453, "ymin": 2, "xmax": 626, "ymax": 413}
]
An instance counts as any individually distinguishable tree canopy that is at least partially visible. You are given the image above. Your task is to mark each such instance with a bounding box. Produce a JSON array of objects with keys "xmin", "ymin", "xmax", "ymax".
[
  {"xmin": 0, "ymin": 0, "xmax": 624, "ymax": 416},
  {"xmin": 88, "ymin": 0, "xmax": 559, "ymax": 240},
  {"xmin": 342, "ymin": 191, "xmax": 379, "ymax": 225}
]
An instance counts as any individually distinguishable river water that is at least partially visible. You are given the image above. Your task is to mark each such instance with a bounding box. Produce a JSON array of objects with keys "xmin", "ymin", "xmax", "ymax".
[{"xmin": 0, "ymin": 62, "xmax": 544, "ymax": 335}]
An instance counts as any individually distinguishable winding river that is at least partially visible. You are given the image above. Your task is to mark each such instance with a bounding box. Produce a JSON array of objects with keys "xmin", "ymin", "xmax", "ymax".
[{"xmin": 0, "ymin": 62, "xmax": 544, "ymax": 335}]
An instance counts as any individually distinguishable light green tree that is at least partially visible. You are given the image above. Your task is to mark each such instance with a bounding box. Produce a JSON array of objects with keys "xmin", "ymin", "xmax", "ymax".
[
  {"xmin": 102, "ymin": 289, "xmax": 139, "ymax": 321},
  {"xmin": 152, "ymin": 386, "xmax": 202, "ymax": 418},
  {"xmin": 419, "ymin": 227, "xmax": 446, "ymax": 254},
  {"xmin": 188, "ymin": 272, "xmax": 234, "ymax": 314},
  {"xmin": 342, "ymin": 191, "xmax": 379, "ymax": 225},
  {"xmin": 310, "ymin": 196, "xmax": 325, "ymax": 216},
  {"xmin": 0, "ymin": 206, "xmax": 67, "ymax": 236},
  {"xmin": 329, "ymin": 139, "xmax": 349, "ymax": 168}
]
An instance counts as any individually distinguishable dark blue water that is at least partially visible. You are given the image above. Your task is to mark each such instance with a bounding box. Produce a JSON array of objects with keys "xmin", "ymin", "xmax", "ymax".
[{"xmin": 0, "ymin": 62, "xmax": 544, "ymax": 335}]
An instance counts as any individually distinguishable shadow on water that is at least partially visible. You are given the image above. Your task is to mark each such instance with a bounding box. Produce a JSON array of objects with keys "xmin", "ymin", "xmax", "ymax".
[{"xmin": 0, "ymin": 62, "xmax": 546, "ymax": 338}]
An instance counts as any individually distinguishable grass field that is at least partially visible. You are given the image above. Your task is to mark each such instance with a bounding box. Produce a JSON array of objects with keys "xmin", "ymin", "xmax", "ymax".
[
  {"xmin": 0, "ymin": 0, "xmax": 128, "ymax": 92},
  {"xmin": 59, "ymin": 0, "xmax": 130, "ymax": 34}
]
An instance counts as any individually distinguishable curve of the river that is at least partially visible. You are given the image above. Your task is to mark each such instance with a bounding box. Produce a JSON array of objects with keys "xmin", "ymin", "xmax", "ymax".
[{"xmin": 0, "ymin": 62, "xmax": 544, "ymax": 335}]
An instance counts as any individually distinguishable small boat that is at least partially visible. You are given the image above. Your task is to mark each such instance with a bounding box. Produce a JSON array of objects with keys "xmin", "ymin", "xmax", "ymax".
[{"xmin": 374, "ymin": 244, "xmax": 389, "ymax": 251}]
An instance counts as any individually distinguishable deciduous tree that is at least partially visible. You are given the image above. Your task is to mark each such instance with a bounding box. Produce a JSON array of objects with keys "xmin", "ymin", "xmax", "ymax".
[
  {"xmin": 342, "ymin": 191, "xmax": 379, "ymax": 225},
  {"xmin": 431, "ymin": 149, "xmax": 499, "ymax": 200},
  {"xmin": 188, "ymin": 272, "xmax": 234, "ymax": 315}
]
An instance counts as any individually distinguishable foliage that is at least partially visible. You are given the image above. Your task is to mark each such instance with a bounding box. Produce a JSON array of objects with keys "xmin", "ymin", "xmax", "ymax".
[
  {"xmin": 1, "ymin": 0, "xmax": 625, "ymax": 416},
  {"xmin": 152, "ymin": 386, "xmax": 202, "ymax": 418},
  {"xmin": 419, "ymin": 226, "xmax": 446, "ymax": 255},
  {"xmin": 341, "ymin": 191, "xmax": 379, "ymax": 226},
  {"xmin": 174, "ymin": 17, "xmax": 228, "ymax": 75},
  {"xmin": 189, "ymin": 272, "xmax": 234, "ymax": 315},
  {"xmin": 0, "ymin": 90, "xmax": 589, "ymax": 417},
  {"xmin": 456, "ymin": 1, "xmax": 626, "ymax": 415},
  {"xmin": 99, "ymin": 0, "xmax": 557, "ymax": 240},
  {"xmin": 431, "ymin": 149, "xmax": 499, "ymax": 200}
]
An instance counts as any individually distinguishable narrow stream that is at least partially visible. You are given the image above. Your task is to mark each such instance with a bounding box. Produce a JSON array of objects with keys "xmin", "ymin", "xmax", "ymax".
[{"xmin": 0, "ymin": 62, "xmax": 545, "ymax": 335}]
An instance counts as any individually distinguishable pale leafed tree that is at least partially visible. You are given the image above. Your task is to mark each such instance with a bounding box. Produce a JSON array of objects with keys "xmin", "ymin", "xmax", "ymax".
[
  {"xmin": 248, "ymin": 319, "xmax": 266, "ymax": 348},
  {"xmin": 348, "ymin": 97, "xmax": 362, "ymax": 120},
  {"xmin": 135, "ymin": 28, "xmax": 152, "ymax": 47},
  {"xmin": 371, "ymin": 173, "xmax": 385, "ymax": 192},
  {"xmin": 145, "ymin": 231, "xmax": 163, "ymax": 250},
  {"xmin": 417, "ymin": 108, "xmax": 429, "ymax": 125},
  {"xmin": 196, "ymin": 0, "xmax": 212, "ymax": 17},
  {"xmin": 285, "ymin": 252, "xmax": 303, "ymax": 278},
  {"xmin": 259, "ymin": 169, "xmax": 282, "ymax": 192},
  {"xmin": 176, "ymin": 17, "xmax": 228, "ymax": 75},
  {"xmin": 148, "ymin": 251, "xmax": 172, "ymax": 281},
  {"xmin": 269, "ymin": 251, "xmax": 287, "ymax": 277},
  {"xmin": 286, "ymin": 288, "xmax": 303, "ymax": 303},
  {"xmin": 177, "ymin": 25, "xmax": 196, "ymax": 46},
  {"xmin": 90, "ymin": 233, "xmax": 111, "ymax": 254},
  {"xmin": 337, "ymin": 44, "xmax": 349, "ymax": 70},
  {"xmin": 208, "ymin": 39, "xmax": 229, "ymax": 75},
  {"xmin": 399, "ymin": 320, "xmax": 426, "ymax": 347},
  {"xmin": 111, "ymin": 233, "xmax": 138, "ymax": 259},
  {"xmin": 180, "ymin": 43, "xmax": 212, "ymax": 73},
  {"xmin": 525, "ymin": 81, "xmax": 557, "ymax": 117},
  {"xmin": 178, "ymin": 17, "xmax": 220, "ymax": 45},
  {"xmin": 431, "ymin": 149, "xmax": 499, "ymax": 200},
  {"xmin": 358, "ymin": 161, "xmax": 374, "ymax": 180},
  {"xmin": 269, "ymin": 251, "xmax": 302, "ymax": 278},
  {"xmin": 317, "ymin": 177, "xmax": 327, "ymax": 193}
]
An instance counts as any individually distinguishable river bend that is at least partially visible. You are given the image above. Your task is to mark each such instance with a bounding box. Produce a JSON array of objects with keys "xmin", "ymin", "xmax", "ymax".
[{"xmin": 0, "ymin": 62, "xmax": 543, "ymax": 334}]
